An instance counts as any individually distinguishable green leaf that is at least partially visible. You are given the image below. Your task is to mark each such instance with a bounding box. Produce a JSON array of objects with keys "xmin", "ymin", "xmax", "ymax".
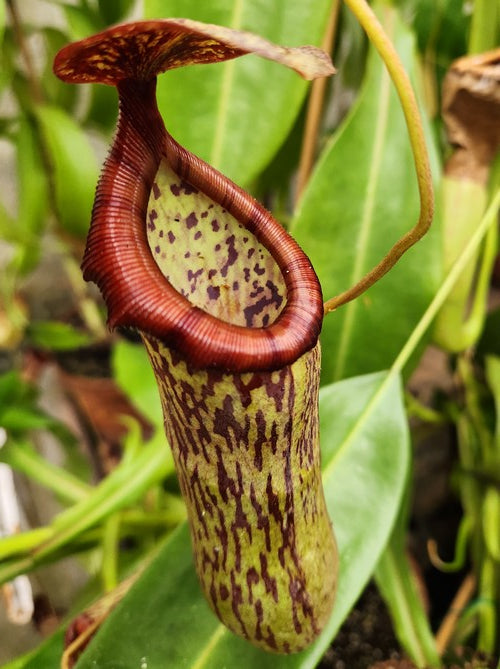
[
  {"xmin": 486, "ymin": 356, "xmax": 500, "ymax": 450},
  {"xmin": 74, "ymin": 370, "xmax": 409, "ymax": 668},
  {"xmin": 112, "ymin": 340, "xmax": 164, "ymax": 433},
  {"xmin": 26, "ymin": 320, "xmax": 93, "ymax": 351},
  {"xmin": 0, "ymin": 371, "xmax": 39, "ymax": 411},
  {"xmin": 0, "ymin": 0, "xmax": 5, "ymax": 45},
  {"xmin": 10, "ymin": 116, "xmax": 48, "ymax": 273},
  {"xmin": 41, "ymin": 28, "xmax": 79, "ymax": 109},
  {"xmin": 0, "ymin": 407, "xmax": 55, "ymax": 433},
  {"xmin": 375, "ymin": 485, "xmax": 440, "ymax": 667},
  {"xmin": 143, "ymin": 0, "xmax": 332, "ymax": 185},
  {"xmin": 35, "ymin": 105, "xmax": 99, "ymax": 237},
  {"xmin": 61, "ymin": 4, "xmax": 102, "ymax": 41},
  {"xmin": 291, "ymin": 3, "xmax": 441, "ymax": 382},
  {"xmin": 97, "ymin": 0, "xmax": 136, "ymax": 25},
  {"xmin": 0, "ymin": 629, "xmax": 66, "ymax": 669}
]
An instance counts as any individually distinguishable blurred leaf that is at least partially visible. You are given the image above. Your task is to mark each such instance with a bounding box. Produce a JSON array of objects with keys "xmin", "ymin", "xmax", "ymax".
[
  {"xmin": 13, "ymin": 116, "xmax": 48, "ymax": 272},
  {"xmin": 143, "ymin": 0, "xmax": 332, "ymax": 186},
  {"xmin": 41, "ymin": 28, "xmax": 78, "ymax": 108},
  {"xmin": 0, "ymin": 371, "xmax": 30, "ymax": 407},
  {"xmin": 112, "ymin": 340, "xmax": 164, "ymax": 433},
  {"xmin": 73, "ymin": 370, "xmax": 408, "ymax": 668},
  {"xmin": 35, "ymin": 105, "xmax": 99, "ymax": 237},
  {"xmin": 0, "ymin": 0, "xmax": 5, "ymax": 45},
  {"xmin": 0, "ymin": 26, "xmax": 16, "ymax": 93},
  {"xmin": 0, "ymin": 407, "xmax": 55, "ymax": 433},
  {"xmin": 291, "ymin": 3, "xmax": 441, "ymax": 383},
  {"xmin": 26, "ymin": 320, "xmax": 93, "ymax": 351},
  {"xmin": 478, "ymin": 308, "xmax": 500, "ymax": 359},
  {"xmin": 0, "ymin": 372, "xmax": 49, "ymax": 420},
  {"xmin": 399, "ymin": 0, "xmax": 468, "ymax": 64},
  {"xmin": 375, "ymin": 486, "xmax": 440, "ymax": 666},
  {"xmin": 97, "ymin": 0, "xmax": 136, "ymax": 25},
  {"xmin": 61, "ymin": 4, "xmax": 102, "ymax": 41},
  {"xmin": 0, "ymin": 629, "xmax": 66, "ymax": 669},
  {"xmin": 486, "ymin": 356, "xmax": 500, "ymax": 449},
  {"xmin": 85, "ymin": 83, "xmax": 118, "ymax": 131},
  {"xmin": 0, "ymin": 197, "xmax": 14, "ymax": 233}
]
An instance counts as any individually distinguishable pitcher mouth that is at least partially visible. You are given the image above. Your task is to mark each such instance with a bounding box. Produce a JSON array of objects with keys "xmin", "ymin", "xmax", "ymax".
[
  {"xmin": 79, "ymin": 78, "xmax": 322, "ymax": 373},
  {"xmin": 53, "ymin": 19, "xmax": 330, "ymax": 373}
]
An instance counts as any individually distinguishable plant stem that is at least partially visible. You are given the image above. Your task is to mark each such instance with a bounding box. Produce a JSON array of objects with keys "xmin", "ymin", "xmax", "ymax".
[
  {"xmin": 295, "ymin": 0, "xmax": 340, "ymax": 205},
  {"xmin": 376, "ymin": 543, "xmax": 441, "ymax": 667},
  {"xmin": 101, "ymin": 513, "xmax": 120, "ymax": 592},
  {"xmin": 2, "ymin": 438, "xmax": 91, "ymax": 504},
  {"xmin": 5, "ymin": 0, "xmax": 43, "ymax": 104},
  {"xmin": 61, "ymin": 251, "xmax": 107, "ymax": 339},
  {"xmin": 376, "ymin": 475, "xmax": 441, "ymax": 667},
  {"xmin": 324, "ymin": 0, "xmax": 434, "ymax": 314},
  {"xmin": 391, "ymin": 188, "xmax": 500, "ymax": 375},
  {"xmin": 477, "ymin": 556, "xmax": 498, "ymax": 654},
  {"xmin": 0, "ymin": 528, "xmax": 52, "ymax": 560},
  {"xmin": 435, "ymin": 572, "xmax": 477, "ymax": 655},
  {"xmin": 468, "ymin": 0, "xmax": 499, "ymax": 53},
  {"xmin": 34, "ymin": 440, "xmax": 171, "ymax": 561}
]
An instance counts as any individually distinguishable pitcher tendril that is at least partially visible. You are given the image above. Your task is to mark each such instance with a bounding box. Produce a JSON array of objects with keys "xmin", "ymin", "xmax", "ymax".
[{"xmin": 54, "ymin": 19, "xmax": 337, "ymax": 654}]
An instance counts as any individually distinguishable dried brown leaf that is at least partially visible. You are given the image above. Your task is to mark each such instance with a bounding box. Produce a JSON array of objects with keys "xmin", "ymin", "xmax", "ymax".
[{"xmin": 443, "ymin": 47, "xmax": 500, "ymax": 182}]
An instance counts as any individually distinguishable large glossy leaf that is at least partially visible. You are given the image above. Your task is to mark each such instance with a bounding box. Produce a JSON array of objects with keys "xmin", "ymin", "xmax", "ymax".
[
  {"xmin": 72, "ymin": 370, "xmax": 408, "ymax": 668},
  {"xmin": 143, "ymin": 0, "xmax": 332, "ymax": 185},
  {"xmin": 291, "ymin": 3, "xmax": 442, "ymax": 383}
]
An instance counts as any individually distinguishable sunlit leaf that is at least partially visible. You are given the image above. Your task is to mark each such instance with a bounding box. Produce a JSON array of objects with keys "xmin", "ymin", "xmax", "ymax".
[
  {"xmin": 291, "ymin": 3, "xmax": 441, "ymax": 382},
  {"xmin": 143, "ymin": 0, "xmax": 332, "ymax": 185},
  {"xmin": 73, "ymin": 370, "xmax": 408, "ymax": 668}
]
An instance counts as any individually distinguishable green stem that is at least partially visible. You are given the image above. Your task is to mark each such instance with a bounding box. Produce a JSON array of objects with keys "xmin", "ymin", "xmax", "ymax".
[
  {"xmin": 61, "ymin": 251, "xmax": 107, "ymax": 339},
  {"xmin": 35, "ymin": 440, "xmax": 171, "ymax": 561},
  {"xmin": 391, "ymin": 188, "xmax": 500, "ymax": 375},
  {"xmin": 2, "ymin": 438, "xmax": 91, "ymax": 504},
  {"xmin": 405, "ymin": 392, "xmax": 446, "ymax": 424},
  {"xmin": 376, "ymin": 474, "xmax": 441, "ymax": 667},
  {"xmin": 324, "ymin": 0, "xmax": 434, "ymax": 313},
  {"xmin": 102, "ymin": 513, "xmax": 121, "ymax": 592},
  {"xmin": 468, "ymin": 0, "xmax": 499, "ymax": 53},
  {"xmin": 477, "ymin": 556, "xmax": 498, "ymax": 654},
  {"xmin": 0, "ymin": 529, "xmax": 102, "ymax": 584},
  {"xmin": 0, "ymin": 528, "xmax": 52, "ymax": 560},
  {"xmin": 376, "ymin": 543, "xmax": 441, "ymax": 667}
]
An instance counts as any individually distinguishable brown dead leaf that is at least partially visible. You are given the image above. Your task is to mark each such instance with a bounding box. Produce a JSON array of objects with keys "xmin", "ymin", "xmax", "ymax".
[
  {"xmin": 59, "ymin": 372, "xmax": 153, "ymax": 474},
  {"xmin": 443, "ymin": 48, "xmax": 500, "ymax": 183}
]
